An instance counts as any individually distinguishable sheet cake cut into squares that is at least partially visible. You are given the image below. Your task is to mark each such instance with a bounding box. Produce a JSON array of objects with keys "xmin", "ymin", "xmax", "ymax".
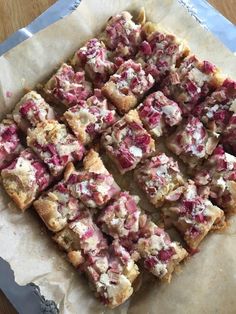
[
  {"xmin": 98, "ymin": 191, "xmax": 188, "ymax": 282},
  {"xmin": 195, "ymin": 146, "xmax": 236, "ymax": 212},
  {"xmin": 0, "ymin": 118, "xmax": 23, "ymax": 170},
  {"xmin": 71, "ymin": 38, "xmax": 116, "ymax": 87},
  {"xmin": 134, "ymin": 153, "xmax": 185, "ymax": 207},
  {"xmin": 101, "ymin": 110, "xmax": 155, "ymax": 174},
  {"xmin": 161, "ymin": 181, "xmax": 225, "ymax": 249},
  {"xmin": 222, "ymin": 113, "xmax": 236, "ymax": 156},
  {"xmin": 64, "ymin": 150, "xmax": 120, "ymax": 208},
  {"xmin": 27, "ymin": 120, "xmax": 85, "ymax": 177},
  {"xmin": 193, "ymin": 78, "xmax": 236, "ymax": 133},
  {"xmin": 135, "ymin": 22, "xmax": 189, "ymax": 81},
  {"xmin": 44, "ymin": 63, "xmax": 93, "ymax": 108},
  {"xmin": 12, "ymin": 91, "xmax": 55, "ymax": 132},
  {"xmin": 100, "ymin": 11, "xmax": 142, "ymax": 60},
  {"xmin": 161, "ymin": 55, "xmax": 222, "ymax": 115},
  {"xmin": 137, "ymin": 91, "xmax": 182, "ymax": 138},
  {"xmin": 167, "ymin": 116, "xmax": 219, "ymax": 170},
  {"xmin": 102, "ymin": 60, "xmax": 154, "ymax": 114},
  {"xmin": 1, "ymin": 148, "xmax": 51, "ymax": 211},
  {"xmin": 64, "ymin": 89, "xmax": 118, "ymax": 145}
]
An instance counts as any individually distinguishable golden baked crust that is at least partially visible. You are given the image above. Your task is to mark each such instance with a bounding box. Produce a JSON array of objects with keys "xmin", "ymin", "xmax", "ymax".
[{"xmin": 83, "ymin": 149, "xmax": 107, "ymax": 174}]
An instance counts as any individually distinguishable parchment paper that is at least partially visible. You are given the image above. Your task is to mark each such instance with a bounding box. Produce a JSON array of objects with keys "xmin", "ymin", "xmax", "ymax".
[{"xmin": 1, "ymin": 1, "xmax": 236, "ymax": 313}]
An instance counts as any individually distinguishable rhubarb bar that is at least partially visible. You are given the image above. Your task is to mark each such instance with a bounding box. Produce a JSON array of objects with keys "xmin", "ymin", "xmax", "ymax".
[
  {"xmin": 161, "ymin": 181, "xmax": 225, "ymax": 249},
  {"xmin": 161, "ymin": 55, "xmax": 222, "ymax": 114},
  {"xmin": 167, "ymin": 116, "xmax": 219, "ymax": 169},
  {"xmin": 137, "ymin": 91, "xmax": 182, "ymax": 138},
  {"xmin": 64, "ymin": 150, "xmax": 120, "ymax": 208},
  {"xmin": 0, "ymin": 119, "xmax": 23, "ymax": 170},
  {"xmin": 101, "ymin": 110, "xmax": 155, "ymax": 174},
  {"xmin": 71, "ymin": 38, "xmax": 116, "ymax": 87},
  {"xmin": 12, "ymin": 91, "xmax": 55, "ymax": 132},
  {"xmin": 193, "ymin": 78, "xmax": 236, "ymax": 133},
  {"xmin": 100, "ymin": 11, "xmax": 142, "ymax": 60},
  {"xmin": 27, "ymin": 120, "xmax": 85, "ymax": 176},
  {"xmin": 102, "ymin": 60, "xmax": 154, "ymax": 114},
  {"xmin": 222, "ymin": 113, "xmax": 236, "ymax": 155},
  {"xmin": 134, "ymin": 153, "xmax": 184, "ymax": 207},
  {"xmin": 64, "ymin": 89, "xmax": 117, "ymax": 145},
  {"xmin": 1, "ymin": 149, "xmax": 51, "ymax": 211},
  {"xmin": 136, "ymin": 22, "xmax": 189, "ymax": 81},
  {"xmin": 195, "ymin": 146, "xmax": 236, "ymax": 212},
  {"xmin": 44, "ymin": 63, "xmax": 93, "ymax": 107}
]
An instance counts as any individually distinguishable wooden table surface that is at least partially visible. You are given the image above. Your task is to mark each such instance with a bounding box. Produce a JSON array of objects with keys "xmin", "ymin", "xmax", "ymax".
[{"xmin": 0, "ymin": 0, "xmax": 235, "ymax": 313}]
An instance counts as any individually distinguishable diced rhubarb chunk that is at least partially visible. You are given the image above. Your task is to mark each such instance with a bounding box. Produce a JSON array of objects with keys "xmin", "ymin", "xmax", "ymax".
[
  {"xmin": 98, "ymin": 192, "xmax": 142, "ymax": 240},
  {"xmin": 162, "ymin": 181, "xmax": 225, "ymax": 249},
  {"xmin": 102, "ymin": 110, "xmax": 155, "ymax": 174},
  {"xmin": 100, "ymin": 11, "xmax": 142, "ymax": 59},
  {"xmin": 161, "ymin": 55, "xmax": 222, "ymax": 114},
  {"xmin": 0, "ymin": 119, "xmax": 23, "ymax": 170},
  {"xmin": 195, "ymin": 146, "xmax": 236, "ymax": 212},
  {"xmin": 64, "ymin": 89, "xmax": 118, "ymax": 145},
  {"xmin": 134, "ymin": 153, "xmax": 184, "ymax": 207},
  {"xmin": 193, "ymin": 78, "xmax": 236, "ymax": 133},
  {"xmin": 167, "ymin": 116, "xmax": 219, "ymax": 169},
  {"xmin": 12, "ymin": 91, "xmax": 55, "ymax": 132},
  {"xmin": 84, "ymin": 240, "xmax": 139, "ymax": 308},
  {"xmin": 102, "ymin": 60, "xmax": 154, "ymax": 114},
  {"xmin": 1, "ymin": 149, "xmax": 51, "ymax": 211},
  {"xmin": 44, "ymin": 63, "xmax": 93, "ymax": 107},
  {"xmin": 222, "ymin": 113, "xmax": 236, "ymax": 155},
  {"xmin": 71, "ymin": 38, "xmax": 116, "ymax": 87},
  {"xmin": 137, "ymin": 91, "xmax": 182, "ymax": 138},
  {"xmin": 136, "ymin": 23, "xmax": 189, "ymax": 81},
  {"xmin": 27, "ymin": 120, "xmax": 85, "ymax": 176},
  {"xmin": 65, "ymin": 150, "xmax": 120, "ymax": 208}
]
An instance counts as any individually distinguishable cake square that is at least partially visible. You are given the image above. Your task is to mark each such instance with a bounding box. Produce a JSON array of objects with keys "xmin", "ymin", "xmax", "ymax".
[
  {"xmin": 102, "ymin": 60, "xmax": 154, "ymax": 114},
  {"xmin": 135, "ymin": 22, "xmax": 189, "ymax": 81},
  {"xmin": 134, "ymin": 153, "xmax": 185, "ymax": 207},
  {"xmin": 195, "ymin": 146, "xmax": 236, "ymax": 212},
  {"xmin": 64, "ymin": 89, "xmax": 117, "ymax": 145},
  {"xmin": 161, "ymin": 181, "xmax": 225, "ymax": 249},
  {"xmin": 65, "ymin": 150, "xmax": 120, "ymax": 208},
  {"xmin": 44, "ymin": 63, "xmax": 93, "ymax": 107},
  {"xmin": 0, "ymin": 119, "xmax": 23, "ymax": 170},
  {"xmin": 167, "ymin": 116, "xmax": 219, "ymax": 169},
  {"xmin": 27, "ymin": 120, "xmax": 85, "ymax": 176},
  {"xmin": 100, "ymin": 11, "xmax": 142, "ymax": 60},
  {"xmin": 137, "ymin": 91, "xmax": 182, "ymax": 138},
  {"xmin": 1, "ymin": 149, "xmax": 51, "ymax": 211},
  {"xmin": 71, "ymin": 38, "xmax": 116, "ymax": 87},
  {"xmin": 102, "ymin": 110, "xmax": 155, "ymax": 174},
  {"xmin": 12, "ymin": 91, "xmax": 55, "ymax": 132},
  {"xmin": 193, "ymin": 78, "xmax": 236, "ymax": 133},
  {"xmin": 161, "ymin": 55, "xmax": 222, "ymax": 114}
]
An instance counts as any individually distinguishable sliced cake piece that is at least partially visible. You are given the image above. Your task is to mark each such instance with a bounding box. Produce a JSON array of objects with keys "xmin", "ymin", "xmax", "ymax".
[
  {"xmin": 195, "ymin": 146, "xmax": 236, "ymax": 212},
  {"xmin": 161, "ymin": 55, "xmax": 222, "ymax": 114},
  {"xmin": 64, "ymin": 89, "xmax": 117, "ymax": 145},
  {"xmin": 134, "ymin": 153, "xmax": 184, "ymax": 207},
  {"xmin": 102, "ymin": 60, "xmax": 154, "ymax": 114},
  {"xmin": 137, "ymin": 91, "xmax": 182, "ymax": 138},
  {"xmin": 71, "ymin": 38, "xmax": 116, "ymax": 87},
  {"xmin": 65, "ymin": 150, "xmax": 120, "ymax": 208},
  {"xmin": 161, "ymin": 181, "xmax": 225, "ymax": 249},
  {"xmin": 44, "ymin": 63, "xmax": 93, "ymax": 107},
  {"xmin": 167, "ymin": 116, "xmax": 219, "ymax": 170},
  {"xmin": 1, "ymin": 149, "xmax": 51, "ymax": 211},
  {"xmin": 0, "ymin": 119, "xmax": 23, "ymax": 170},
  {"xmin": 12, "ymin": 91, "xmax": 55, "ymax": 132},
  {"xmin": 102, "ymin": 110, "xmax": 155, "ymax": 174},
  {"xmin": 27, "ymin": 120, "xmax": 85, "ymax": 177}
]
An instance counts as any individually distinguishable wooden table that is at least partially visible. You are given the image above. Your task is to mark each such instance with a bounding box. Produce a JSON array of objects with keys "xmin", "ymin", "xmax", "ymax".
[{"xmin": 0, "ymin": 0, "xmax": 235, "ymax": 313}]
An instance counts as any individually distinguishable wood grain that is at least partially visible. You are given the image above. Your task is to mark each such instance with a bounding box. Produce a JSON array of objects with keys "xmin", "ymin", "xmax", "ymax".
[{"xmin": 0, "ymin": 1, "xmax": 235, "ymax": 313}]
